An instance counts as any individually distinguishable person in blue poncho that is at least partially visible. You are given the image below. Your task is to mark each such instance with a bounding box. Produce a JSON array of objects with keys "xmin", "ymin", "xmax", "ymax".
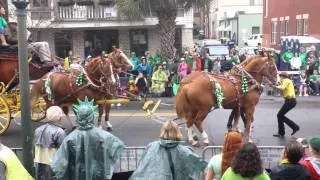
[
  {"xmin": 129, "ymin": 120, "xmax": 207, "ymax": 180},
  {"xmin": 50, "ymin": 97, "xmax": 125, "ymax": 180}
]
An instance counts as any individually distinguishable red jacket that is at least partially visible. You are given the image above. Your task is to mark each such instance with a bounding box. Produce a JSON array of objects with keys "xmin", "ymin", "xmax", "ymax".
[
  {"xmin": 188, "ymin": 57, "xmax": 201, "ymax": 72},
  {"xmin": 300, "ymin": 159, "xmax": 320, "ymax": 180}
]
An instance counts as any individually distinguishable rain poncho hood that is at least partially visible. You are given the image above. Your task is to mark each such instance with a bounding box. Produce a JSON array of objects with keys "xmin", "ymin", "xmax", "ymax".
[
  {"xmin": 51, "ymin": 98, "xmax": 125, "ymax": 180},
  {"xmin": 129, "ymin": 139, "xmax": 207, "ymax": 180}
]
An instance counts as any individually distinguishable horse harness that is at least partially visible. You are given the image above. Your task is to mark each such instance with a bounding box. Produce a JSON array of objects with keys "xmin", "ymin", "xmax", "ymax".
[
  {"xmin": 45, "ymin": 59, "xmax": 117, "ymax": 105},
  {"xmin": 207, "ymin": 65, "xmax": 262, "ymax": 109}
]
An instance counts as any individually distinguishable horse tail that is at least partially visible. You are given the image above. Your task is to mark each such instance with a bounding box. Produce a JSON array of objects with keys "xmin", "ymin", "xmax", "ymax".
[{"xmin": 175, "ymin": 83, "xmax": 191, "ymax": 119}]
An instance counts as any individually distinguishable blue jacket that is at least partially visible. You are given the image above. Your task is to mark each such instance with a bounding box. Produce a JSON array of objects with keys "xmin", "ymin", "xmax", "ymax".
[{"xmin": 137, "ymin": 63, "xmax": 152, "ymax": 76}]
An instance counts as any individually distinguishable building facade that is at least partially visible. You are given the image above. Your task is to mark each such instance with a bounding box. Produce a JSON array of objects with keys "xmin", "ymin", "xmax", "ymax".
[
  {"xmin": 263, "ymin": 0, "xmax": 320, "ymax": 49},
  {"xmin": 24, "ymin": 0, "xmax": 193, "ymax": 59},
  {"xmin": 212, "ymin": 0, "xmax": 263, "ymax": 45}
]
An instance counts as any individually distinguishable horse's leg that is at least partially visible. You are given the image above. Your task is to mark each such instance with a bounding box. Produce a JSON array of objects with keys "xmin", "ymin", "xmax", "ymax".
[
  {"xmin": 97, "ymin": 105, "xmax": 104, "ymax": 128},
  {"xmin": 232, "ymin": 107, "xmax": 241, "ymax": 132},
  {"xmin": 244, "ymin": 107, "xmax": 255, "ymax": 142},
  {"xmin": 227, "ymin": 109, "xmax": 235, "ymax": 130},
  {"xmin": 104, "ymin": 104, "xmax": 113, "ymax": 131},
  {"xmin": 186, "ymin": 119, "xmax": 198, "ymax": 146},
  {"xmin": 194, "ymin": 111, "xmax": 210, "ymax": 145}
]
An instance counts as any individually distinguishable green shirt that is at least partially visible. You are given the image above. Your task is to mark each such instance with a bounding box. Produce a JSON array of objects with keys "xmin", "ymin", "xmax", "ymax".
[
  {"xmin": 130, "ymin": 57, "xmax": 139, "ymax": 70},
  {"xmin": 0, "ymin": 17, "xmax": 8, "ymax": 29},
  {"xmin": 282, "ymin": 52, "xmax": 294, "ymax": 63},
  {"xmin": 222, "ymin": 167, "xmax": 270, "ymax": 180},
  {"xmin": 208, "ymin": 154, "xmax": 222, "ymax": 180},
  {"xmin": 185, "ymin": 56, "xmax": 191, "ymax": 64},
  {"xmin": 309, "ymin": 75, "xmax": 320, "ymax": 81},
  {"xmin": 231, "ymin": 56, "xmax": 240, "ymax": 65},
  {"xmin": 299, "ymin": 53, "xmax": 307, "ymax": 66}
]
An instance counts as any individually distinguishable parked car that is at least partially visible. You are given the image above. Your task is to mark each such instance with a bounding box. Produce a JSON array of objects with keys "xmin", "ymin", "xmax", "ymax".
[{"xmin": 243, "ymin": 34, "xmax": 263, "ymax": 47}]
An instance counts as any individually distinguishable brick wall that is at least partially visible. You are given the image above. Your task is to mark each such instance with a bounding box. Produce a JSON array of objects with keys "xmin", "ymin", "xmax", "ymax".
[
  {"xmin": 118, "ymin": 29, "xmax": 130, "ymax": 56},
  {"xmin": 263, "ymin": 0, "xmax": 320, "ymax": 48},
  {"xmin": 72, "ymin": 30, "xmax": 85, "ymax": 60}
]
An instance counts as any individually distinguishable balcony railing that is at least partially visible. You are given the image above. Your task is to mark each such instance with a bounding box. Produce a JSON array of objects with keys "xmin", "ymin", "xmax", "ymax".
[{"xmin": 55, "ymin": 4, "xmax": 121, "ymax": 21}]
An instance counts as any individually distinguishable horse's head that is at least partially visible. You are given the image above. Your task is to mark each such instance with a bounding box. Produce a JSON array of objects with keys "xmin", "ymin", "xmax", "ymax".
[
  {"xmin": 108, "ymin": 48, "xmax": 133, "ymax": 72},
  {"xmin": 242, "ymin": 55, "xmax": 279, "ymax": 84},
  {"xmin": 259, "ymin": 55, "xmax": 279, "ymax": 84},
  {"xmin": 86, "ymin": 56, "xmax": 116, "ymax": 85}
]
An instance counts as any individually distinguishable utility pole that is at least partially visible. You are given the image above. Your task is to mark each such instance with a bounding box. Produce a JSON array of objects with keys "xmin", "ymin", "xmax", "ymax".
[{"xmin": 12, "ymin": 0, "xmax": 33, "ymax": 175}]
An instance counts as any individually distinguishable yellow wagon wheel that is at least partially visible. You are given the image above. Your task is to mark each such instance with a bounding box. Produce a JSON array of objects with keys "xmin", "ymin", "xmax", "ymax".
[
  {"xmin": 31, "ymin": 97, "xmax": 46, "ymax": 121},
  {"xmin": 0, "ymin": 96, "xmax": 11, "ymax": 135}
]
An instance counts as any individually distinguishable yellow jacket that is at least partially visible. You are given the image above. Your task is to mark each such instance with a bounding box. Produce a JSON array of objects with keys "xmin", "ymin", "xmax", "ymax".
[
  {"xmin": 0, "ymin": 145, "xmax": 33, "ymax": 180},
  {"xmin": 276, "ymin": 78, "xmax": 295, "ymax": 98}
]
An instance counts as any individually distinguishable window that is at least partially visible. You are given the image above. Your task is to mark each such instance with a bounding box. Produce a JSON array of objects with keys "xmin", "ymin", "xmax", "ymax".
[
  {"xmin": 250, "ymin": 0, "xmax": 255, "ymax": 5},
  {"xmin": 271, "ymin": 21, "xmax": 277, "ymax": 44},
  {"xmin": 33, "ymin": 0, "xmax": 49, "ymax": 7},
  {"xmin": 285, "ymin": 20, "xmax": 289, "ymax": 35},
  {"xmin": 252, "ymin": 26, "xmax": 260, "ymax": 34},
  {"xmin": 296, "ymin": 19, "xmax": 303, "ymax": 35},
  {"xmin": 303, "ymin": 18, "xmax": 309, "ymax": 35},
  {"xmin": 280, "ymin": 21, "xmax": 284, "ymax": 36}
]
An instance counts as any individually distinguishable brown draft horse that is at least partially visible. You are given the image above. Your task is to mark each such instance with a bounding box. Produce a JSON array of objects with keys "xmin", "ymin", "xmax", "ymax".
[
  {"xmin": 0, "ymin": 51, "xmax": 55, "ymax": 91},
  {"xmin": 30, "ymin": 49, "xmax": 133, "ymax": 130},
  {"xmin": 175, "ymin": 55, "xmax": 279, "ymax": 145}
]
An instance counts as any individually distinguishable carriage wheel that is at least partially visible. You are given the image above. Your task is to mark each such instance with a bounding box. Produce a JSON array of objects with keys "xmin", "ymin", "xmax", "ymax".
[
  {"xmin": 31, "ymin": 97, "xmax": 46, "ymax": 121},
  {"xmin": 0, "ymin": 96, "xmax": 11, "ymax": 135}
]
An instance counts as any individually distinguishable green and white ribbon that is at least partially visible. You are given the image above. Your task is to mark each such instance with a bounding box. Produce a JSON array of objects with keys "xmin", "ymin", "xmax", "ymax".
[
  {"xmin": 45, "ymin": 77, "xmax": 52, "ymax": 101},
  {"xmin": 215, "ymin": 83, "xmax": 224, "ymax": 108},
  {"xmin": 241, "ymin": 72, "xmax": 249, "ymax": 94},
  {"xmin": 76, "ymin": 72, "xmax": 84, "ymax": 86}
]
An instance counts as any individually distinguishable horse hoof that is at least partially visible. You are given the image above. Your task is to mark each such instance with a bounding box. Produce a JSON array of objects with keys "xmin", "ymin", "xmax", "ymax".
[{"xmin": 107, "ymin": 127, "xmax": 113, "ymax": 131}]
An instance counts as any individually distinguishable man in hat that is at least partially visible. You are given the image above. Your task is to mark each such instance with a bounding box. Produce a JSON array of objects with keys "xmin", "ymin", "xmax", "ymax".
[
  {"xmin": 34, "ymin": 106, "xmax": 67, "ymax": 180},
  {"xmin": 51, "ymin": 97, "xmax": 125, "ymax": 180},
  {"xmin": 281, "ymin": 47, "xmax": 294, "ymax": 71},
  {"xmin": 273, "ymin": 72, "xmax": 300, "ymax": 138},
  {"xmin": 300, "ymin": 136, "xmax": 320, "ymax": 180}
]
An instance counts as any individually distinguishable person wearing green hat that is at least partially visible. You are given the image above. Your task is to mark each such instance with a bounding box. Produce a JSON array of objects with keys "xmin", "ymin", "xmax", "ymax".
[
  {"xmin": 281, "ymin": 47, "xmax": 294, "ymax": 71},
  {"xmin": 300, "ymin": 136, "xmax": 320, "ymax": 180},
  {"xmin": 51, "ymin": 97, "xmax": 125, "ymax": 180},
  {"xmin": 130, "ymin": 52, "xmax": 140, "ymax": 75}
]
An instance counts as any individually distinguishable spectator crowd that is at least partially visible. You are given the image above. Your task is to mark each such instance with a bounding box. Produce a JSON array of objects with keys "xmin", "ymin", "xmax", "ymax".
[{"xmin": 0, "ymin": 103, "xmax": 319, "ymax": 180}]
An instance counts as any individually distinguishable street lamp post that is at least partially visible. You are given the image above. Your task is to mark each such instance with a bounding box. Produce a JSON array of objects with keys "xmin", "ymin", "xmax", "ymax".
[{"xmin": 12, "ymin": 0, "xmax": 33, "ymax": 175}]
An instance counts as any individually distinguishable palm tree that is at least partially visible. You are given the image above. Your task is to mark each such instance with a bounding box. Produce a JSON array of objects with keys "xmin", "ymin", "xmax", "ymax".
[{"xmin": 116, "ymin": 0, "xmax": 212, "ymax": 62}]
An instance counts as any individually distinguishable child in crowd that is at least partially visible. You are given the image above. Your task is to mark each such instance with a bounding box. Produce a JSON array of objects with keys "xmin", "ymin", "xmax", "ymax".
[
  {"xmin": 309, "ymin": 69, "xmax": 320, "ymax": 96},
  {"xmin": 0, "ymin": 6, "xmax": 9, "ymax": 46},
  {"xmin": 135, "ymin": 72, "xmax": 148, "ymax": 100},
  {"xmin": 299, "ymin": 71, "xmax": 309, "ymax": 96}
]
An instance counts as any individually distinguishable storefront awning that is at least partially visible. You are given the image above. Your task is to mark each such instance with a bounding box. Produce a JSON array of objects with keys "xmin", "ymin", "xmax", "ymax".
[
  {"xmin": 99, "ymin": 0, "xmax": 115, "ymax": 6},
  {"xmin": 58, "ymin": 0, "xmax": 75, "ymax": 6},
  {"xmin": 77, "ymin": 0, "xmax": 94, "ymax": 6}
]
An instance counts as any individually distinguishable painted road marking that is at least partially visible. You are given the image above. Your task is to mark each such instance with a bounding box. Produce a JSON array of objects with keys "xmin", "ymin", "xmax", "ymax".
[{"xmin": 65, "ymin": 112, "xmax": 176, "ymax": 117}]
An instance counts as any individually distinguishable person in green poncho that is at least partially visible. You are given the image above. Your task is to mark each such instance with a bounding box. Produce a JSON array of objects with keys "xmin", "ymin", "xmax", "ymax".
[
  {"xmin": 130, "ymin": 52, "xmax": 140, "ymax": 75},
  {"xmin": 129, "ymin": 120, "xmax": 207, "ymax": 180},
  {"xmin": 151, "ymin": 49, "xmax": 163, "ymax": 72},
  {"xmin": 309, "ymin": 69, "xmax": 320, "ymax": 95},
  {"xmin": 299, "ymin": 47, "xmax": 308, "ymax": 70},
  {"xmin": 281, "ymin": 47, "xmax": 294, "ymax": 71},
  {"xmin": 231, "ymin": 50, "xmax": 240, "ymax": 66},
  {"xmin": 50, "ymin": 97, "xmax": 125, "ymax": 180}
]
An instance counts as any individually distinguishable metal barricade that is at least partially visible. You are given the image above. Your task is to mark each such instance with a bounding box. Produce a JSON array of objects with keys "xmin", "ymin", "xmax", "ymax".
[
  {"xmin": 202, "ymin": 146, "xmax": 285, "ymax": 170},
  {"xmin": 115, "ymin": 146, "xmax": 146, "ymax": 172},
  {"xmin": 11, "ymin": 147, "xmax": 23, "ymax": 161}
]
